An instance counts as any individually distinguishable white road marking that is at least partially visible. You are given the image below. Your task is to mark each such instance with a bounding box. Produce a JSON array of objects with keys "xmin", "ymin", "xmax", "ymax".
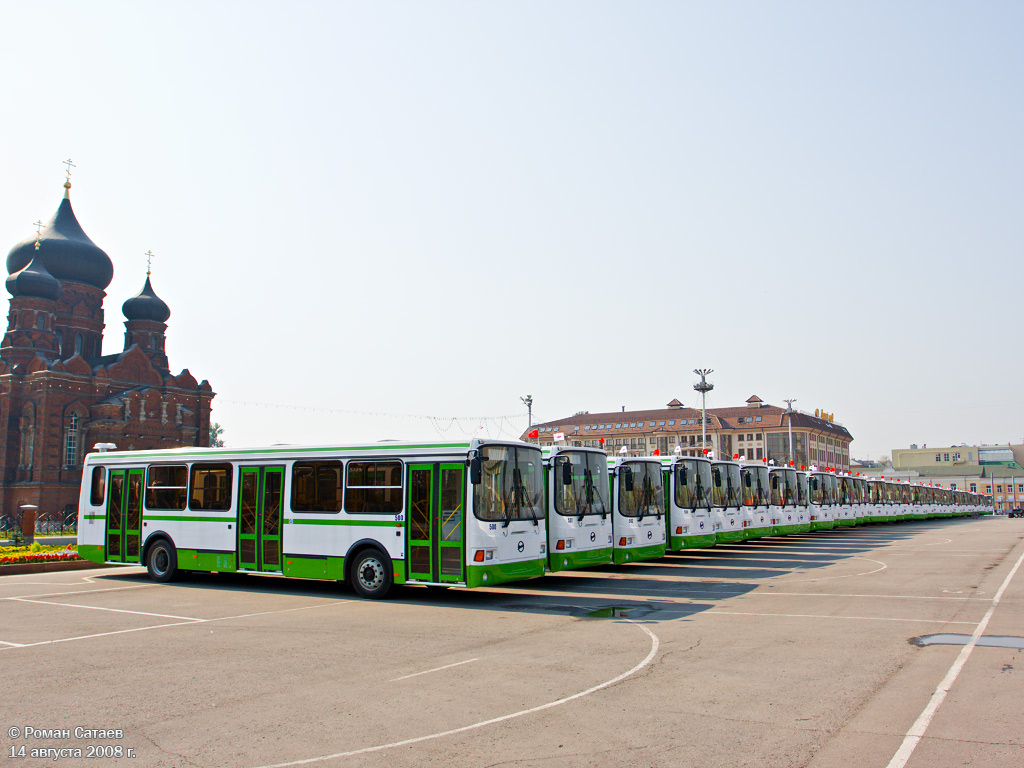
[
  {"xmin": 252, "ymin": 620, "xmax": 660, "ymax": 768},
  {"xmin": 0, "ymin": 600, "xmax": 350, "ymax": 651},
  {"xmin": 390, "ymin": 658, "xmax": 479, "ymax": 682},
  {"xmin": 788, "ymin": 556, "xmax": 887, "ymax": 582},
  {"xmin": 0, "ymin": 621, "xmax": 203, "ymax": 650},
  {"xmin": 10, "ymin": 597, "xmax": 202, "ymax": 621},
  {"xmin": 705, "ymin": 610, "xmax": 976, "ymax": 625},
  {"xmin": 885, "ymin": 546, "xmax": 1024, "ymax": 768},
  {"xmin": 0, "ymin": 584, "xmax": 154, "ymax": 599},
  {"xmin": 210, "ymin": 602, "xmax": 349, "ymax": 621}
]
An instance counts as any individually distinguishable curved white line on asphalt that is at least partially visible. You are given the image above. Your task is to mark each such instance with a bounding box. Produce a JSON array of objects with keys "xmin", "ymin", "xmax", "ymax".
[
  {"xmin": 253, "ymin": 620, "xmax": 660, "ymax": 768},
  {"xmin": 885, "ymin": 546, "xmax": 1024, "ymax": 768},
  {"xmin": 789, "ymin": 556, "xmax": 888, "ymax": 583}
]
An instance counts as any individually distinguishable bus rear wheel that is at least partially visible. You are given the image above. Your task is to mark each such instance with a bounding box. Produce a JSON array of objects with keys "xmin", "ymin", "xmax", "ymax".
[
  {"xmin": 350, "ymin": 549, "xmax": 393, "ymax": 599},
  {"xmin": 147, "ymin": 539, "xmax": 179, "ymax": 583}
]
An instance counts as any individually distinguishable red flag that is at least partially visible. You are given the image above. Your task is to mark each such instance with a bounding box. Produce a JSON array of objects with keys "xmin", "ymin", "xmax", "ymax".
[
  {"xmin": 653, "ymin": 448, "xmax": 660, "ymax": 456},
  {"xmin": 528, "ymin": 429, "xmax": 539, "ymax": 439}
]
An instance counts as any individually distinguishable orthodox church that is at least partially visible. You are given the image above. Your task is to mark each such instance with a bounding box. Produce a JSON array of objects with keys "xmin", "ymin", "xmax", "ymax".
[{"xmin": 1, "ymin": 177, "xmax": 214, "ymax": 526}]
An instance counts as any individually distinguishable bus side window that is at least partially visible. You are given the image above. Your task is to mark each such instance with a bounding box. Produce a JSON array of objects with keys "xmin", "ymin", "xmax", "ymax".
[{"xmin": 90, "ymin": 466, "xmax": 106, "ymax": 506}]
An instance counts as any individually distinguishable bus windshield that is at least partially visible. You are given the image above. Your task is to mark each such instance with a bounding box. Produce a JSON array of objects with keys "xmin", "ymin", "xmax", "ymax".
[
  {"xmin": 675, "ymin": 459, "xmax": 711, "ymax": 510},
  {"xmin": 553, "ymin": 451, "xmax": 610, "ymax": 517},
  {"xmin": 473, "ymin": 445, "xmax": 544, "ymax": 523},
  {"xmin": 770, "ymin": 468, "xmax": 788, "ymax": 506},
  {"xmin": 742, "ymin": 466, "xmax": 770, "ymax": 506},
  {"xmin": 711, "ymin": 463, "xmax": 741, "ymax": 508},
  {"xmin": 619, "ymin": 461, "xmax": 663, "ymax": 518}
]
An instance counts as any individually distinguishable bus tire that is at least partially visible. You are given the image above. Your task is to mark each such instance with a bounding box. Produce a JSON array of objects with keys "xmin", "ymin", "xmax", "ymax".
[
  {"xmin": 146, "ymin": 538, "xmax": 179, "ymax": 583},
  {"xmin": 350, "ymin": 548, "xmax": 393, "ymax": 599}
]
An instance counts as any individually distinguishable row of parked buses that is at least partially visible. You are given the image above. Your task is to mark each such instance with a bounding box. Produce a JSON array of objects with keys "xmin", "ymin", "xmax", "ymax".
[{"xmin": 77, "ymin": 438, "xmax": 992, "ymax": 599}]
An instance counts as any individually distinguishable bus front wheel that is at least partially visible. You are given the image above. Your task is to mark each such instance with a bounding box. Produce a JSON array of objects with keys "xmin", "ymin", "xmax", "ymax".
[
  {"xmin": 147, "ymin": 539, "xmax": 179, "ymax": 583},
  {"xmin": 350, "ymin": 549, "xmax": 393, "ymax": 599}
]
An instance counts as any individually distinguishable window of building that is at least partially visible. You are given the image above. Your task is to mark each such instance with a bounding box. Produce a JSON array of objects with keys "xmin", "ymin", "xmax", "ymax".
[
  {"xmin": 944, "ymin": 453, "xmax": 950, "ymax": 462},
  {"xmin": 18, "ymin": 402, "xmax": 35, "ymax": 470},
  {"xmin": 659, "ymin": 421, "xmax": 666, "ymax": 426},
  {"xmin": 74, "ymin": 333, "xmax": 83, "ymax": 355},
  {"xmin": 996, "ymin": 485, "xmax": 1003, "ymax": 493},
  {"xmin": 970, "ymin": 483, "xmax": 977, "ymax": 492},
  {"xmin": 145, "ymin": 464, "xmax": 188, "ymax": 510},
  {"xmin": 189, "ymin": 463, "xmax": 232, "ymax": 510},
  {"xmin": 63, "ymin": 413, "xmax": 80, "ymax": 468},
  {"xmin": 1018, "ymin": 485, "xmax": 1023, "ymax": 493},
  {"xmin": 668, "ymin": 420, "xmax": 675, "ymax": 426},
  {"xmin": 756, "ymin": 447, "xmax": 764, "ymax": 460},
  {"xmin": 953, "ymin": 452, "xmax": 960, "ymax": 461},
  {"xmin": 936, "ymin": 454, "xmax": 941, "ymax": 462},
  {"xmin": 35, "ymin": 315, "xmax": 45, "ymax": 330},
  {"xmin": 985, "ymin": 485, "xmax": 991, "ymax": 493},
  {"xmin": 747, "ymin": 433, "xmax": 753, "ymax": 441},
  {"xmin": 345, "ymin": 461, "xmax": 403, "ymax": 514},
  {"xmin": 755, "ymin": 416, "xmax": 762, "ymax": 422}
]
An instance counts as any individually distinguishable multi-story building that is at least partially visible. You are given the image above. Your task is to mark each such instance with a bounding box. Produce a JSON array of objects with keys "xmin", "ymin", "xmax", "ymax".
[
  {"xmin": 523, "ymin": 396, "xmax": 853, "ymax": 472},
  {"xmin": 1, "ymin": 178, "xmax": 214, "ymax": 529}
]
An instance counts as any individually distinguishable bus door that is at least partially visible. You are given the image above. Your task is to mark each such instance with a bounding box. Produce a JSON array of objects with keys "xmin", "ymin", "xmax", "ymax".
[
  {"xmin": 407, "ymin": 463, "xmax": 465, "ymax": 583},
  {"xmin": 238, "ymin": 466, "xmax": 284, "ymax": 572},
  {"xmin": 105, "ymin": 468, "xmax": 143, "ymax": 563}
]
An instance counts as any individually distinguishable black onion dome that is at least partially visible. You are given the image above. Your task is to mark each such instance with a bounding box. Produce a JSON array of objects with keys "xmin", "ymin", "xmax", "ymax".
[
  {"xmin": 6, "ymin": 254, "xmax": 62, "ymax": 300},
  {"xmin": 122, "ymin": 275, "xmax": 170, "ymax": 322},
  {"xmin": 6, "ymin": 187, "xmax": 114, "ymax": 289}
]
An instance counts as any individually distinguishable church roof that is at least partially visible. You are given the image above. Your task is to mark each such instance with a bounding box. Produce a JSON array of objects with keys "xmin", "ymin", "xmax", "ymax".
[
  {"xmin": 6, "ymin": 254, "xmax": 62, "ymax": 300},
  {"xmin": 6, "ymin": 184, "xmax": 114, "ymax": 290},
  {"xmin": 122, "ymin": 275, "xmax": 170, "ymax": 322}
]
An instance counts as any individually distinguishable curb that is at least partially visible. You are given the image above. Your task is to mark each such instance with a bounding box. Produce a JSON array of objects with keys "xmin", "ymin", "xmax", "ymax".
[{"xmin": 0, "ymin": 560, "xmax": 110, "ymax": 576}]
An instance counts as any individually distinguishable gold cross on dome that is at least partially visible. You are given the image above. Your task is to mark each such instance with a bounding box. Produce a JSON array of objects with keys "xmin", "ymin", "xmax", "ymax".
[
  {"xmin": 33, "ymin": 219, "xmax": 44, "ymax": 250},
  {"xmin": 62, "ymin": 158, "xmax": 76, "ymax": 182},
  {"xmin": 145, "ymin": 250, "xmax": 155, "ymax": 276}
]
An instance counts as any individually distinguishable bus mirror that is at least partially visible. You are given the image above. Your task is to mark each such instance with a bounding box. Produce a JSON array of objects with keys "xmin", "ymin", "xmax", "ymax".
[
  {"xmin": 622, "ymin": 466, "xmax": 634, "ymax": 492},
  {"xmin": 470, "ymin": 456, "xmax": 482, "ymax": 485},
  {"xmin": 744, "ymin": 474, "xmax": 752, "ymax": 489},
  {"xmin": 771, "ymin": 476, "xmax": 779, "ymax": 489},
  {"xmin": 562, "ymin": 461, "xmax": 573, "ymax": 486},
  {"xmin": 811, "ymin": 478, "xmax": 818, "ymax": 491},
  {"xmin": 679, "ymin": 466, "xmax": 688, "ymax": 486},
  {"xmin": 713, "ymin": 468, "xmax": 721, "ymax": 487}
]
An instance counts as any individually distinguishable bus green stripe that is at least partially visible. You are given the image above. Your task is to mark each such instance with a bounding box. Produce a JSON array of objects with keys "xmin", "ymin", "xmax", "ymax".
[
  {"xmin": 289, "ymin": 518, "xmax": 398, "ymax": 527},
  {"xmin": 144, "ymin": 515, "xmax": 233, "ymax": 523},
  {"xmin": 86, "ymin": 442, "xmax": 474, "ymax": 461}
]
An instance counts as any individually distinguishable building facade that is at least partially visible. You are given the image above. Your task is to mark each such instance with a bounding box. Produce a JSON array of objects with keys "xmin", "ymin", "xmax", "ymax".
[
  {"xmin": 523, "ymin": 396, "xmax": 853, "ymax": 471},
  {"xmin": 0, "ymin": 180, "xmax": 214, "ymax": 528}
]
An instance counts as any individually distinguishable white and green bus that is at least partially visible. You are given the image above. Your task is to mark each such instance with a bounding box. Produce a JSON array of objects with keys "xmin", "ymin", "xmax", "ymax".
[
  {"xmin": 77, "ymin": 439, "xmax": 546, "ymax": 598},
  {"xmin": 543, "ymin": 446, "xmax": 614, "ymax": 572},
  {"xmin": 608, "ymin": 456, "xmax": 667, "ymax": 564},
  {"xmin": 663, "ymin": 455, "xmax": 717, "ymax": 550}
]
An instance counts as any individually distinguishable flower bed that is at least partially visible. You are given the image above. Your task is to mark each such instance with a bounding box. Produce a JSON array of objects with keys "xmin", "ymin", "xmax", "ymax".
[{"xmin": 0, "ymin": 545, "xmax": 80, "ymax": 565}]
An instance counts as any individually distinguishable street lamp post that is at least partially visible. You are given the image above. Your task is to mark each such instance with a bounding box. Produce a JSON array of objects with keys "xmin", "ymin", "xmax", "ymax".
[
  {"xmin": 784, "ymin": 398, "xmax": 796, "ymax": 465},
  {"xmin": 520, "ymin": 395, "xmax": 533, "ymax": 429},
  {"xmin": 693, "ymin": 369, "xmax": 714, "ymax": 454}
]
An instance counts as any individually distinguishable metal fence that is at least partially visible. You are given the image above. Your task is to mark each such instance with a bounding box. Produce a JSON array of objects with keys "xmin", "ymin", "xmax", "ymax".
[{"xmin": 0, "ymin": 506, "xmax": 77, "ymax": 537}]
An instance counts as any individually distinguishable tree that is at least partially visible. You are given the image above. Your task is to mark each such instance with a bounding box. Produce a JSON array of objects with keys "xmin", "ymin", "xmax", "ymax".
[{"xmin": 209, "ymin": 422, "xmax": 225, "ymax": 448}]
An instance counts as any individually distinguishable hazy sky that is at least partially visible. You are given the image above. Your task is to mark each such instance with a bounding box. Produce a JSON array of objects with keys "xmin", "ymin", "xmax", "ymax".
[{"xmin": 1, "ymin": 1, "xmax": 1021, "ymax": 459}]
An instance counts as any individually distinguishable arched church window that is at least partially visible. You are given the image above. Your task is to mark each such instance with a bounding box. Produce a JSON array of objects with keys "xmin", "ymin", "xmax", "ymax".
[
  {"xmin": 75, "ymin": 333, "xmax": 84, "ymax": 355},
  {"xmin": 18, "ymin": 402, "xmax": 35, "ymax": 470},
  {"xmin": 35, "ymin": 315, "xmax": 45, "ymax": 331},
  {"xmin": 64, "ymin": 412, "xmax": 81, "ymax": 468}
]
